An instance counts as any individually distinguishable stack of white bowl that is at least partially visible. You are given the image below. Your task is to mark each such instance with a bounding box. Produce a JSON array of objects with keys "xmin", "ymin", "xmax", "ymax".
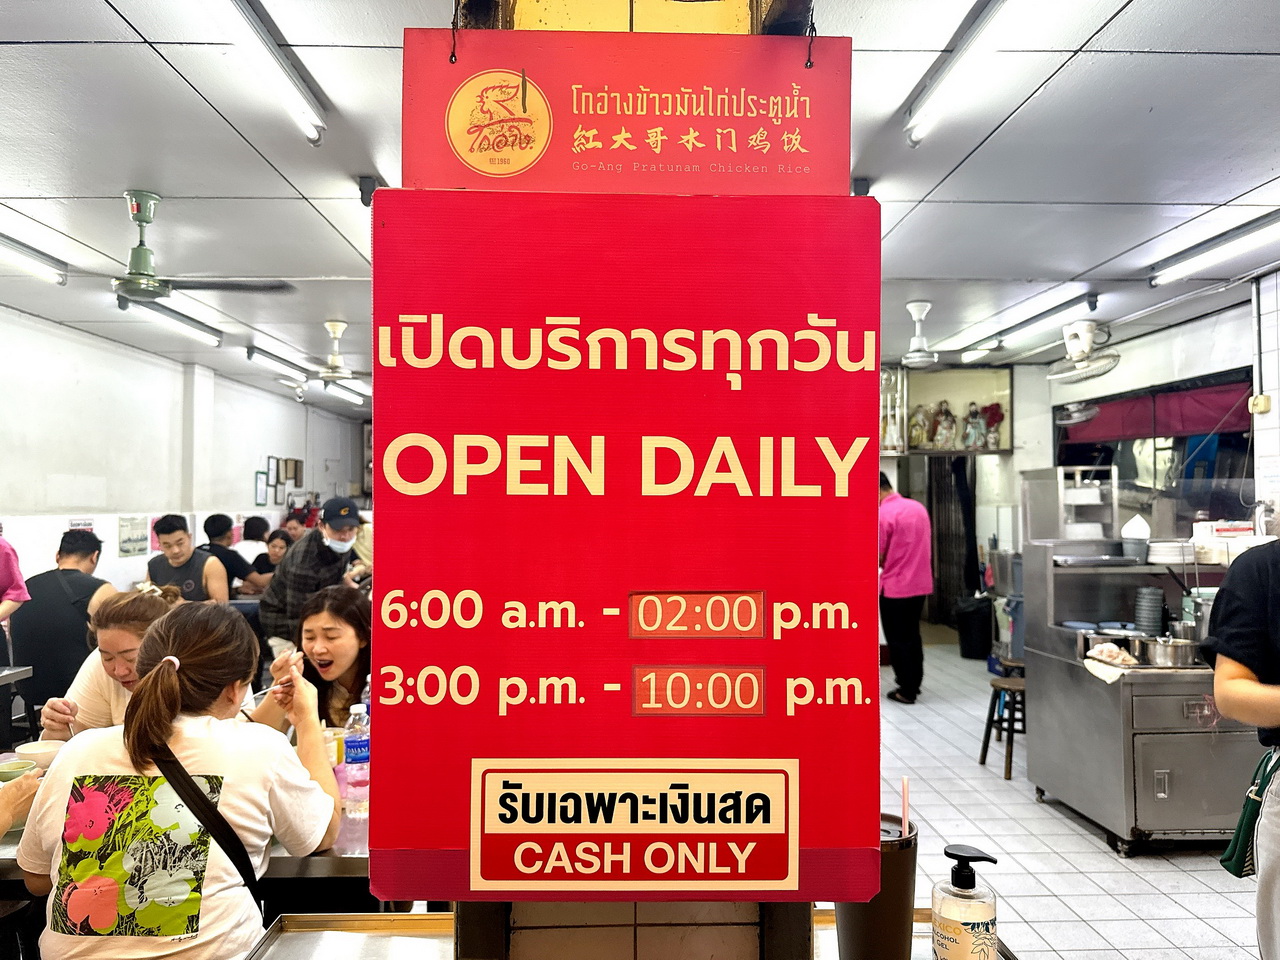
[{"xmin": 1146, "ymin": 540, "xmax": 1197, "ymax": 565}]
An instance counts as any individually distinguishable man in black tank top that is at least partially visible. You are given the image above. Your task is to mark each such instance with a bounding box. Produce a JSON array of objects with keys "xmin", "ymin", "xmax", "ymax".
[
  {"xmin": 10, "ymin": 530, "xmax": 117, "ymax": 708},
  {"xmin": 146, "ymin": 515, "xmax": 228, "ymax": 602}
]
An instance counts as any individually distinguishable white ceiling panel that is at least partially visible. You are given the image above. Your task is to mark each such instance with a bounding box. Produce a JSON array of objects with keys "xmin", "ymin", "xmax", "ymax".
[
  {"xmin": 1082, "ymin": 203, "xmax": 1280, "ymax": 279},
  {"xmin": 0, "ymin": 44, "xmax": 293, "ymax": 200},
  {"xmin": 113, "ymin": 0, "xmax": 448, "ymax": 47},
  {"xmin": 815, "ymin": 0, "xmax": 970, "ymax": 51},
  {"xmin": 933, "ymin": 51, "xmax": 1280, "ymax": 205},
  {"xmin": 6, "ymin": 198, "xmax": 370, "ymax": 279},
  {"xmin": 152, "ymin": 44, "xmax": 404, "ymax": 200},
  {"xmin": 311, "ymin": 199, "xmax": 375, "ymax": 261},
  {"xmin": 4, "ymin": 0, "xmax": 137, "ymax": 41},
  {"xmin": 0, "ymin": 203, "xmax": 121, "ymax": 275},
  {"xmin": 1089, "ymin": 0, "xmax": 1280, "ymax": 53},
  {"xmin": 854, "ymin": 51, "xmax": 1072, "ymax": 203},
  {"xmin": 883, "ymin": 201, "xmax": 1221, "ymax": 281}
]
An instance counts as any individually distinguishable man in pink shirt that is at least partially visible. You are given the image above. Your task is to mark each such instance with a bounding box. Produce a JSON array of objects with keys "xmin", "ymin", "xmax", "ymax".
[
  {"xmin": 0, "ymin": 530, "xmax": 30, "ymax": 627},
  {"xmin": 879, "ymin": 472, "xmax": 933, "ymax": 704}
]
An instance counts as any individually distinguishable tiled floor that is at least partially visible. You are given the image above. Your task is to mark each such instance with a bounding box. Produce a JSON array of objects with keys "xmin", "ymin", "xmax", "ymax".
[{"xmin": 879, "ymin": 631, "xmax": 1260, "ymax": 960}]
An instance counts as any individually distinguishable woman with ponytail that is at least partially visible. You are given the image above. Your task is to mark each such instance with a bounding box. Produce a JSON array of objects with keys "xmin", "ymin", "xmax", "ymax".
[{"xmin": 18, "ymin": 603, "xmax": 340, "ymax": 959}]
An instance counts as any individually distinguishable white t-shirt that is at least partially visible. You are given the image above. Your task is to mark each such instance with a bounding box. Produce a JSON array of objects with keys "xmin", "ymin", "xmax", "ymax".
[
  {"xmin": 232, "ymin": 541, "xmax": 267, "ymax": 566},
  {"xmin": 60, "ymin": 651, "xmax": 255, "ymax": 732},
  {"xmin": 18, "ymin": 714, "xmax": 334, "ymax": 960}
]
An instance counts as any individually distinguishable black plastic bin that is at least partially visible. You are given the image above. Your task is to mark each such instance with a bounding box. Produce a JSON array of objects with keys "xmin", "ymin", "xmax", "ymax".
[{"xmin": 954, "ymin": 593, "xmax": 993, "ymax": 660}]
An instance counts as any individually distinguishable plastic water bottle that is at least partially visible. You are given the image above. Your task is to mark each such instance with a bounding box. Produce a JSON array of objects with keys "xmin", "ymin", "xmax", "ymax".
[
  {"xmin": 341, "ymin": 703, "xmax": 370, "ymax": 855},
  {"xmin": 360, "ymin": 674, "xmax": 372, "ymax": 713}
]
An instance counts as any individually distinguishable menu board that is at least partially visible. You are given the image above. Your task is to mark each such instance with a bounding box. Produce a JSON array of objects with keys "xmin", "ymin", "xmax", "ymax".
[{"xmin": 371, "ymin": 189, "xmax": 881, "ymax": 900}]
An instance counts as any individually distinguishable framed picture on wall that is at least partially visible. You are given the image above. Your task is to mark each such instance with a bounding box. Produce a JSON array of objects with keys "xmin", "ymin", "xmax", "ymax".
[
  {"xmin": 266, "ymin": 457, "xmax": 278, "ymax": 486},
  {"xmin": 294, "ymin": 460, "xmax": 304, "ymax": 487},
  {"xmin": 284, "ymin": 458, "xmax": 296, "ymax": 482},
  {"xmin": 274, "ymin": 484, "xmax": 285, "ymax": 505},
  {"xmin": 277, "ymin": 458, "xmax": 287, "ymax": 485},
  {"xmin": 255, "ymin": 471, "xmax": 268, "ymax": 506}
]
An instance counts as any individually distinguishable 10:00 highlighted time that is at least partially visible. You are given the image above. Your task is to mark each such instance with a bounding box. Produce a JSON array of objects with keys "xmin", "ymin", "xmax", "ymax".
[{"xmin": 634, "ymin": 666, "xmax": 766, "ymax": 716}]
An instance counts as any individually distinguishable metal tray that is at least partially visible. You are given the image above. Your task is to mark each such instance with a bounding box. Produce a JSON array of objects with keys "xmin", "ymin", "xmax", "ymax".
[
  {"xmin": 246, "ymin": 914, "xmax": 454, "ymax": 960},
  {"xmin": 1053, "ymin": 554, "xmax": 1141, "ymax": 567}
]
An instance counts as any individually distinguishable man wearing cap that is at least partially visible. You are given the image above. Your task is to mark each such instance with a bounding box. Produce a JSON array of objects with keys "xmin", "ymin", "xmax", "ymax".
[{"xmin": 257, "ymin": 497, "xmax": 369, "ymax": 647}]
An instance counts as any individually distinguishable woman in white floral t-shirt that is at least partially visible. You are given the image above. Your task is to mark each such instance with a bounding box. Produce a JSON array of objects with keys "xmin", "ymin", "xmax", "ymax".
[{"xmin": 18, "ymin": 603, "xmax": 340, "ymax": 960}]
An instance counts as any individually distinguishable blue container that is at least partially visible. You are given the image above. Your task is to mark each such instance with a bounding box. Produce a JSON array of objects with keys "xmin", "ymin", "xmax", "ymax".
[{"xmin": 1005, "ymin": 595, "xmax": 1025, "ymax": 659}]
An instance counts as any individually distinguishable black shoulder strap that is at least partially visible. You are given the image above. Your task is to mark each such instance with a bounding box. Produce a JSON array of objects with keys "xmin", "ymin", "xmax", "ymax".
[{"xmin": 153, "ymin": 747, "xmax": 263, "ymax": 904}]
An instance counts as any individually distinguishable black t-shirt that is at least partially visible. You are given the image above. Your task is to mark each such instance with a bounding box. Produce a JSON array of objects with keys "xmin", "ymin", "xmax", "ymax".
[
  {"xmin": 252, "ymin": 553, "xmax": 277, "ymax": 576},
  {"xmin": 207, "ymin": 542, "xmax": 254, "ymax": 585},
  {"xmin": 1202, "ymin": 539, "xmax": 1280, "ymax": 745},
  {"xmin": 10, "ymin": 568, "xmax": 106, "ymax": 706}
]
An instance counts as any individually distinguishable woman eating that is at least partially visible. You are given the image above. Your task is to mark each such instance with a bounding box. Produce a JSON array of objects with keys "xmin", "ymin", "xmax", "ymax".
[
  {"xmin": 19, "ymin": 602, "xmax": 339, "ymax": 959},
  {"xmin": 39, "ymin": 585, "xmax": 183, "ymax": 739},
  {"xmin": 254, "ymin": 585, "xmax": 370, "ymax": 730}
]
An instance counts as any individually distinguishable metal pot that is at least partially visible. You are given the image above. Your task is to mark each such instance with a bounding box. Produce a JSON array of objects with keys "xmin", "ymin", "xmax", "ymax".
[
  {"xmin": 1192, "ymin": 596, "xmax": 1215, "ymax": 642},
  {"xmin": 1169, "ymin": 620, "xmax": 1198, "ymax": 640},
  {"xmin": 1137, "ymin": 637, "xmax": 1201, "ymax": 667}
]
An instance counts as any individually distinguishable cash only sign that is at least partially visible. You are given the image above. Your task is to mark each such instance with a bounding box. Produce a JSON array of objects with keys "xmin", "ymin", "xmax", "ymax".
[{"xmin": 371, "ymin": 29, "xmax": 881, "ymax": 901}]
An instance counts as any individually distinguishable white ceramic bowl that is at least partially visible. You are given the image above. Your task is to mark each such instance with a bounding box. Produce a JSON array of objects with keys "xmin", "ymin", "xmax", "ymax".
[{"xmin": 15, "ymin": 739, "xmax": 64, "ymax": 770}]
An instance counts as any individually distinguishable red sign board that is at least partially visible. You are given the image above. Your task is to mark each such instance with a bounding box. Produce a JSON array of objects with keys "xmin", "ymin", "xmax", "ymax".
[
  {"xmin": 371, "ymin": 189, "xmax": 881, "ymax": 900},
  {"xmin": 403, "ymin": 29, "xmax": 851, "ymax": 195}
]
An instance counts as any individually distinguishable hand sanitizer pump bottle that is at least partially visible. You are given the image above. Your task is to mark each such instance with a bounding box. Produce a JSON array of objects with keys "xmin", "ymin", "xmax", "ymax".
[{"xmin": 932, "ymin": 844, "xmax": 998, "ymax": 959}]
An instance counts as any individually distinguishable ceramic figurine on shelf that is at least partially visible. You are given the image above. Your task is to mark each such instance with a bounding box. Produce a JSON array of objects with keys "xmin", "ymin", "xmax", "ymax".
[
  {"xmin": 982, "ymin": 402, "xmax": 1005, "ymax": 450},
  {"xmin": 908, "ymin": 405, "xmax": 930, "ymax": 449},
  {"xmin": 963, "ymin": 402, "xmax": 986, "ymax": 450},
  {"xmin": 932, "ymin": 399, "xmax": 957, "ymax": 450}
]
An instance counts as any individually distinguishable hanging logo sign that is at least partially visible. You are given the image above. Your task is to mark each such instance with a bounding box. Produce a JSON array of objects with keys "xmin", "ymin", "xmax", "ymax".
[
  {"xmin": 370, "ymin": 188, "xmax": 881, "ymax": 901},
  {"xmin": 403, "ymin": 29, "xmax": 851, "ymax": 195}
]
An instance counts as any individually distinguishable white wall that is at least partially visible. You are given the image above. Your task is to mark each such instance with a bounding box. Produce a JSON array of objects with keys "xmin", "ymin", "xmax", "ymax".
[{"xmin": 0, "ymin": 308, "xmax": 364, "ymax": 589}]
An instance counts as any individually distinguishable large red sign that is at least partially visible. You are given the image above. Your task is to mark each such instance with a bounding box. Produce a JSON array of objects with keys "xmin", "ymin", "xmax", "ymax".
[
  {"xmin": 403, "ymin": 29, "xmax": 851, "ymax": 195},
  {"xmin": 371, "ymin": 189, "xmax": 881, "ymax": 900}
]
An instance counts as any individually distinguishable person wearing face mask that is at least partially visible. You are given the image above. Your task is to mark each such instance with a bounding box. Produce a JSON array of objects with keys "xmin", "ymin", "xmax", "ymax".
[{"xmin": 257, "ymin": 498, "xmax": 368, "ymax": 650}]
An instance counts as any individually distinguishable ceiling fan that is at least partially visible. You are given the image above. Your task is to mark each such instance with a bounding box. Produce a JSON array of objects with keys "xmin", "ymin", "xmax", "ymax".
[
  {"xmin": 899, "ymin": 300, "xmax": 939, "ymax": 369},
  {"xmin": 1046, "ymin": 320, "xmax": 1120, "ymax": 384},
  {"xmin": 315, "ymin": 320, "xmax": 371, "ymax": 382},
  {"xmin": 108, "ymin": 190, "xmax": 296, "ymax": 302}
]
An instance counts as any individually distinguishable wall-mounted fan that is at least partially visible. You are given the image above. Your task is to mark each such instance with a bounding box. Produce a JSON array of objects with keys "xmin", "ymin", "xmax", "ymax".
[
  {"xmin": 107, "ymin": 190, "xmax": 296, "ymax": 302},
  {"xmin": 1054, "ymin": 401, "xmax": 1100, "ymax": 426},
  {"xmin": 1046, "ymin": 320, "xmax": 1119, "ymax": 384},
  {"xmin": 900, "ymin": 300, "xmax": 939, "ymax": 369}
]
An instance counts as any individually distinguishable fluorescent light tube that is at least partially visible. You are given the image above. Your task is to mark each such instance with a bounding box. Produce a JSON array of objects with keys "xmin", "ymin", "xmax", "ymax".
[
  {"xmin": 340, "ymin": 379, "xmax": 372, "ymax": 396},
  {"xmin": 126, "ymin": 299, "xmax": 223, "ymax": 347},
  {"xmin": 0, "ymin": 233, "xmax": 68, "ymax": 285},
  {"xmin": 1149, "ymin": 209, "xmax": 1280, "ymax": 285},
  {"xmin": 904, "ymin": 0, "xmax": 1012, "ymax": 145},
  {"xmin": 324, "ymin": 382, "xmax": 364, "ymax": 405},
  {"xmin": 961, "ymin": 348, "xmax": 991, "ymax": 364},
  {"xmin": 247, "ymin": 346, "xmax": 310, "ymax": 379},
  {"xmin": 219, "ymin": 0, "xmax": 326, "ymax": 144},
  {"xmin": 998, "ymin": 293, "xmax": 1097, "ymax": 349}
]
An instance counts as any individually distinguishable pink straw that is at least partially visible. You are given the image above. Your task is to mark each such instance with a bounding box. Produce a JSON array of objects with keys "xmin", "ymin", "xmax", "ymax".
[{"xmin": 902, "ymin": 776, "xmax": 910, "ymax": 837}]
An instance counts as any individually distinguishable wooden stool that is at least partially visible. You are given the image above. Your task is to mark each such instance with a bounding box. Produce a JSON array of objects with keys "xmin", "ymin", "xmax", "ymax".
[{"xmin": 979, "ymin": 675, "xmax": 1026, "ymax": 780}]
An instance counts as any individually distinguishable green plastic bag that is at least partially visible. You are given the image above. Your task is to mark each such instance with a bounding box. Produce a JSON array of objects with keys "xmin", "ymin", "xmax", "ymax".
[{"xmin": 1221, "ymin": 748, "xmax": 1280, "ymax": 878}]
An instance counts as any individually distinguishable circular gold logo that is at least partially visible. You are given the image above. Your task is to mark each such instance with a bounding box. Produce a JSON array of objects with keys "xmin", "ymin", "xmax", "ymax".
[{"xmin": 445, "ymin": 70, "xmax": 552, "ymax": 178}]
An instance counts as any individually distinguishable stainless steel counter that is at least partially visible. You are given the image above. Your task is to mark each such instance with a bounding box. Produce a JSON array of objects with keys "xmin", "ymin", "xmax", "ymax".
[{"xmin": 1023, "ymin": 541, "xmax": 1259, "ymax": 854}]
